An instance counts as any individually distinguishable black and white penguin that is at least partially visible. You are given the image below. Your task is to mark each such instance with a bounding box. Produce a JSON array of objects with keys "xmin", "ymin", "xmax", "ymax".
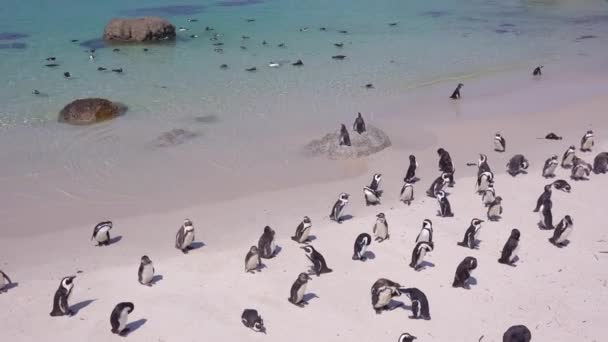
[
  {"xmin": 415, "ymin": 219, "xmax": 433, "ymax": 243},
  {"xmin": 369, "ymin": 173, "xmax": 382, "ymax": 191},
  {"xmin": 258, "ymin": 226, "xmax": 277, "ymax": 259},
  {"xmin": 301, "ymin": 245, "xmax": 332, "ymax": 276},
  {"xmin": 244, "ymin": 246, "xmax": 262, "ymax": 273},
  {"xmin": 175, "ymin": 219, "xmax": 195, "ymax": 253},
  {"xmin": 477, "ymin": 153, "xmax": 492, "ymax": 175},
  {"xmin": 544, "ymin": 132, "xmax": 562, "ymax": 140},
  {"xmin": 364, "ymin": 173, "xmax": 383, "ymax": 205},
  {"xmin": 571, "ymin": 157, "xmax": 592, "ymax": 180},
  {"xmin": 352, "ymin": 233, "xmax": 372, "ymax": 261},
  {"xmin": 593, "ymin": 152, "xmax": 608, "ymax": 174},
  {"xmin": 436, "ymin": 190, "xmax": 454, "ymax": 217},
  {"xmin": 450, "ymin": 83, "xmax": 463, "ymax": 100},
  {"xmin": 503, "ymin": 325, "xmax": 532, "ymax": 342},
  {"xmin": 291, "ymin": 216, "xmax": 312, "ymax": 243},
  {"xmin": 339, "ymin": 124, "xmax": 351, "ymax": 146},
  {"xmin": 330, "ymin": 193, "xmax": 349, "ymax": 223},
  {"xmin": 409, "ymin": 241, "xmax": 434, "ymax": 271},
  {"xmin": 50, "ymin": 276, "xmax": 76, "ymax": 316},
  {"xmin": 0, "ymin": 270, "xmax": 13, "ymax": 293},
  {"xmin": 549, "ymin": 215, "xmax": 573, "ymax": 247},
  {"xmin": 494, "ymin": 133, "xmax": 506, "ymax": 152},
  {"xmin": 398, "ymin": 333, "xmax": 418, "ymax": 342},
  {"xmin": 399, "ymin": 287, "xmax": 431, "ymax": 320},
  {"xmin": 533, "ymin": 184, "xmax": 552, "ymax": 212},
  {"xmin": 371, "ymin": 278, "xmax": 402, "ymax": 314},
  {"xmin": 481, "ymin": 185, "xmax": 496, "ymax": 207},
  {"xmin": 400, "ymin": 181, "xmax": 414, "ymax": 205},
  {"xmin": 91, "ymin": 221, "xmax": 113, "ymax": 246},
  {"xmin": 137, "ymin": 255, "xmax": 155, "ymax": 286},
  {"xmin": 437, "ymin": 148, "xmax": 455, "ymax": 175},
  {"xmin": 476, "ymin": 171, "xmax": 494, "ymax": 194},
  {"xmin": 288, "ymin": 272, "xmax": 312, "ymax": 307},
  {"xmin": 452, "ymin": 256, "xmax": 477, "ymax": 289},
  {"xmin": 241, "ymin": 309, "xmax": 266, "ymax": 333},
  {"xmin": 506, "ymin": 154, "xmax": 529, "ymax": 176},
  {"xmin": 552, "ymin": 179, "xmax": 571, "ymax": 192},
  {"xmin": 533, "ymin": 65, "xmax": 543, "ymax": 76},
  {"xmin": 498, "ymin": 229, "xmax": 521, "ymax": 266},
  {"xmin": 487, "ymin": 196, "xmax": 503, "ymax": 221},
  {"xmin": 110, "ymin": 302, "xmax": 135, "ymax": 335},
  {"xmin": 542, "ymin": 155, "xmax": 559, "ymax": 178},
  {"xmin": 404, "ymin": 155, "xmax": 418, "ymax": 183},
  {"xmin": 373, "ymin": 212, "xmax": 390, "ymax": 242},
  {"xmin": 457, "ymin": 218, "xmax": 483, "ymax": 249},
  {"xmin": 561, "ymin": 145, "xmax": 576, "ymax": 168},
  {"xmin": 426, "ymin": 172, "xmax": 451, "ymax": 197},
  {"xmin": 538, "ymin": 197, "xmax": 554, "ymax": 229},
  {"xmin": 580, "ymin": 130, "xmax": 594, "ymax": 152},
  {"xmin": 353, "ymin": 112, "xmax": 366, "ymax": 134}
]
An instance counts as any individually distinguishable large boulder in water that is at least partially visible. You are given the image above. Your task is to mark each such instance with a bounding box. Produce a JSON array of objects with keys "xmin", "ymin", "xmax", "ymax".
[
  {"xmin": 305, "ymin": 125, "xmax": 391, "ymax": 159},
  {"xmin": 58, "ymin": 98, "xmax": 126, "ymax": 125},
  {"xmin": 103, "ymin": 17, "xmax": 176, "ymax": 42}
]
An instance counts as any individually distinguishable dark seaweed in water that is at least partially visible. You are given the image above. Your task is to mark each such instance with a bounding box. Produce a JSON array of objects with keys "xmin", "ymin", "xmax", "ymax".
[
  {"xmin": 121, "ymin": 5, "xmax": 206, "ymax": 17},
  {"xmin": 216, "ymin": 0, "xmax": 263, "ymax": 6},
  {"xmin": 0, "ymin": 42, "xmax": 27, "ymax": 49},
  {"xmin": 0, "ymin": 32, "xmax": 29, "ymax": 40}
]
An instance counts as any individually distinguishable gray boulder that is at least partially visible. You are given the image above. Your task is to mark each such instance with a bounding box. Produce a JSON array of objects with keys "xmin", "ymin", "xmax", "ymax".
[
  {"xmin": 305, "ymin": 125, "xmax": 391, "ymax": 159},
  {"xmin": 58, "ymin": 98, "xmax": 126, "ymax": 125},
  {"xmin": 103, "ymin": 17, "xmax": 176, "ymax": 42}
]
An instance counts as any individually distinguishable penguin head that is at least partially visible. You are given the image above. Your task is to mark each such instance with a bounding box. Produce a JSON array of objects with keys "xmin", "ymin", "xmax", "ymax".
[
  {"xmin": 568, "ymin": 145, "xmax": 576, "ymax": 151},
  {"xmin": 494, "ymin": 196, "xmax": 503, "ymax": 204},
  {"xmin": 302, "ymin": 216, "xmax": 311, "ymax": 224},
  {"xmin": 252, "ymin": 319, "xmax": 266, "ymax": 334},
  {"xmin": 441, "ymin": 172, "xmax": 452, "ymax": 182},
  {"xmin": 357, "ymin": 112, "xmax": 363, "ymax": 119},
  {"xmin": 564, "ymin": 215, "xmax": 573, "ymax": 226},
  {"xmin": 521, "ymin": 159, "xmax": 529, "ymax": 169},
  {"xmin": 340, "ymin": 124, "xmax": 347, "ymax": 132},
  {"xmin": 422, "ymin": 219, "xmax": 433, "ymax": 230},
  {"xmin": 61, "ymin": 276, "xmax": 76, "ymax": 289},
  {"xmin": 510, "ymin": 229, "xmax": 521, "ymax": 240},
  {"xmin": 495, "ymin": 133, "xmax": 502, "ymax": 139},
  {"xmin": 376, "ymin": 212, "xmax": 386, "ymax": 223},
  {"xmin": 398, "ymin": 333, "xmax": 417, "ymax": 342},
  {"xmin": 467, "ymin": 257, "xmax": 478, "ymax": 269},
  {"xmin": 183, "ymin": 219, "xmax": 193, "ymax": 229},
  {"xmin": 297, "ymin": 272, "xmax": 311, "ymax": 282},
  {"xmin": 263, "ymin": 226, "xmax": 275, "ymax": 236},
  {"xmin": 479, "ymin": 154, "xmax": 487, "ymax": 163},
  {"xmin": 373, "ymin": 173, "xmax": 382, "ymax": 182},
  {"xmin": 435, "ymin": 190, "xmax": 446, "ymax": 200},
  {"xmin": 409, "ymin": 154, "xmax": 416, "ymax": 162},
  {"xmin": 457, "ymin": 83, "xmax": 464, "ymax": 88},
  {"xmin": 471, "ymin": 218, "xmax": 484, "ymax": 227},
  {"xmin": 140, "ymin": 255, "xmax": 152, "ymax": 265},
  {"xmin": 249, "ymin": 246, "xmax": 259, "ymax": 254},
  {"xmin": 301, "ymin": 245, "xmax": 315, "ymax": 256},
  {"xmin": 339, "ymin": 193, "xmax": 349, "ymax": 202},
  {"xmin": 586, "ymin": 130, "xmax": 594, "ymax": 136},
  {"xmin": 551, "ymin": 154, "xmax": 558, "ymax": 161},
  {"xmin": 544, "ymin": 184, "xmax": 552, "ymax": 192},
  {"xmin": 437, "ymin": 148, "xmax": 445, "ymax": 156}
]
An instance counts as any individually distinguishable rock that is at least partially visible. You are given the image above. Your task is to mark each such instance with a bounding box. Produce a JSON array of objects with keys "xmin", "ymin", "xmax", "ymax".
[
  {"xmin": 156, "ymin": 129, "xmax": 200, "ymax": 147},
  {"xmin": 58, "ymin": 98, "xmax": 126, "ymax": 125},
  {"xmin": 103, "ymin": 17, "xmax": 176, "ymax": 42},
  {"xmin": 305, "ymin": 125, "xmax": 391, "ymax": 159}
]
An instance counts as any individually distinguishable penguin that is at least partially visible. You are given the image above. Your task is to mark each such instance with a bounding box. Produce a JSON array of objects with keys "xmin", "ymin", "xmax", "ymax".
[
  {"xmin": 409, "ymin": 241, "xmax": 434, "ymax": 271},
  {"xmin": 452, "ymin": 256, "xmax": 477, "ymax": 289},
  {"xmin": 46, "ymin": 56, "xmax": 56, "ymax": 61},
  {"xmin": 339, "ymin": 124, "xmax": 351, "ymax": 146},
  {"xmin": 476, "ymin": 171, "xmax": 494, "ymax": 193},
  {"xmin": 494, "ymin": 133, "xmax": 506, "ymax": 152},
  {"xmin": 292, "ymin": 59, "xmax": 304, "ymax": 66},
  {"xmin": 371, "ymin": 278, "xmax": 402, "ymax": 314},
  {"xmin": 415, "ymin": 219, "xmax": 433, "ymax": 243},
  {"xmin": 450, "ymin": 83, "xmax": 463, "ymax": 99},
  {"xmin": 594, "ymin": 152, "xmax": 608, "ymax": 174},
  {"xmin": 400, "ymin": 182, "xmax": 414, "ymax": 205},
  {"xmin": 334, "ymin": 43, "xmax": 344, "ymax": 48},
  {"xmin": 111, "ymin": 68, "xmax": 123, "ymax": 73},
  {"xmin": 552, "ymin": 179, "xmax": 572, "ymax": 192},
  {"xmin": 301, "ymin": 245, "xmax": 332, "ymax": 276},
  {"xmin": 330, "ymin": 193, "xmax": 349, "ymax": 223},
  {"xmin": 291, "ymin": 216, "xmax": 312, "ymax": 243},
  {"xmin": 498, "ymin": 229, "xmax": 521, "ymax": 266},
  {"xmin": 353, "ymin": 112, "xmax": 366, "ymax": 134},
  {"xmin": 457, "ymin": 218, "xmax": 484, "ymax": 249},
  {"xmin": 481, "ymin": 185, "xmax": 496, "ymax": 207},
  {"xmin": 549, "ymin": 215, "xmax": 573, "ymax": 247},
  {"xmin": 404, "ymin": 154, "xmax": 418, "ymax": 183},
  {"xmin": 353, "ymin": 233, "xmax": 372, "ymax": 261},
  {"xmin": 533, "ymin": 184, "xmax": 552, "ymax": 212},
  {"xmin": 63, "ymin": 72, "xmax": 71, "ymax": 78},
  {"xmin": 398, "ymin": 333, "xmax": 417, "ymax": 342},
  {"xmin": 561, "ymin": 145, "xmax": 576, "ymax": 168},
  {"xmin": 97, "ymin": 67, "xmax": 107, "ymax": 71},
  {"xmin": 533, "ymin": 65, "xmax": 543, "ymax": 76},
  {"xmin": 487, "ymin": 196, "xmax": 503, "ymax": 221},
  {"xmin": 426, "ymin": 172, "xmax": 451, "ymax": 197},
  {"xmin": 399, "ymin": 287, "xmax": 431, "ymax": 320},
  {"xmin": 175, "ymin": 219, "xmax": 195, "ymax": 254},
  {"xmin": 506, "ymin": 154, "xmax": 529, "ymax": 176},
  {"xmin": 91, "ymin": 221, "xmax": 112, "ymax": 246},
  {"xmin": 50, "ymin": 276, "xmax": 76, "ymax": 316},
  {"xmin": 258, "ymin": 226, "xmax": 277, "ymax": 259},
  {"xmin": 364, "ymin": 173, "xmax": 382, "ymax": 206},
  {"xmin": 544, "ymin": 132, "xmax": 562, "ymax": 140},
  {"xmin": 220, "ymin": 64, "xmax": 229, "ymax": 69},
  {"xmin": 110, "ymin": 302, "xmax": 135, "ymax": 335},
  {"xmin": 278, "ymin": 43, "xmax": 286, "ymax": 48},
  {"xmin": 332, "ymin": 55, "xmax": 347, "ymax": 60},
  {"xmin": 244, "ymin": 246, "xmax": 262, "ymax": 273},
  {"xmin": 137, "ymin": 255, "xmax": 155, "ymax": 286},
  {"xmin": 288, "ymin": 272, "xmax": 312, "ymax": 307},
  {"xmin": 435, "ymin": 190, "xmax": 454, "ymax": 217},
  {"xmin": 580, "ymin": 130, "xmax": 594, "ymax": 152},
  {"xmin": 477, "ymin": 153, "xmax": 492, "ymax": 175},
  {"xmin": 542, "ymin": 155, "xmax": 559, "ymax": 178},
  {"xmin": 538, "ymin": 197, "xmax": 554, "ymax": 230},
  {"xmin": 373, "ymin": 213, "xmax": 389, "ymax": 242},
  {"xmin": 0, "ymin": 270, "xmax": 12, "ymax": 293},
  {"xmin": 365, "ymin": 83, "xmax": 374, "ymax": 89},
  {"xmin": 245, "ymin": 67, "xmax": 257, "ymax": 72},
  {"xmin": 339, "ymin": 30, "xmax": 348, "ymax": 34},
  {"xmin": 45, "ymin": 63, "xmax": 60, "ymax": 68},
  {"xmin": 241, "ymin": 309, "xmax": 266, "ymax": 333},
  {"xmin": 437, "ymin": 148, "xmax": 455, "ymax": 175},
  {"xmin": 571, "ymin": 158, "xmax": 592, "ymax": 180},
  {"xmin": 32, "ymin": 89, "xmax": 41, "ymax": 95},
  {"xmin": 268, "ymin": 62, "xmax": 280, "ymax": 68},
  {"xmin": 389, "ymin": 22, "xmax": 399, "ymax": 26},
  {"xmin": 503, "ymin": 325, "xmax": 532, "ymax": 342}
]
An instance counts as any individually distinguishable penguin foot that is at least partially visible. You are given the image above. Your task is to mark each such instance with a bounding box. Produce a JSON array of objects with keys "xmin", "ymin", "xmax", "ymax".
[{"xmin": 360, "ymin": 257, "xmax": 367, "ymax": 262}]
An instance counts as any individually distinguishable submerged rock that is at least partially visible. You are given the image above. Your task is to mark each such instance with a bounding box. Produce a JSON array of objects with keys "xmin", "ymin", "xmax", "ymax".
[
  {"xmin": 305, "ymin": 125, "xmax": 391, "ymax": 159},
  {"xmin": 103, "ymin": 17, "xmax": 176, "ymax": 42},
  {"xmin": 58, "ymin": 98, "xmax": 126, "ymax": 125},
  {"xmin": 156, "ymin": 129, "xmax": 200, "ymax": 147}
]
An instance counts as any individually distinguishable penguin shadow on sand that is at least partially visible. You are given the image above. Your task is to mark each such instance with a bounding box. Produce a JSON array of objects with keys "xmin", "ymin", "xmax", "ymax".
[
  {"xmin": 149, "ymin": 275, "xmax": 164, "ymax": 286},
  {"xmin": 361, "ymin": 251, "xmax": 376, "ymax": 261},
  {"xmin": 416, "ymin": 261, "xmax": 435, "ymax": 270},
  {"xmin": 273, "ymin": 246, "xmax": 283, "ymax": 257},
  {"xmin": 464, "ymin": 277, "xmax": 478, "ymax": 289},
  {"xmin": 302, "ymin": 293, "xmax": 319, "ymax": 305},
  {"xmin": 189, "ymin": 242, "xmax": 206, "ymax": 251},
  {"xmin": 337, "ymin": 215, "xmax": 354, "ymax": 223},
  {"xmin": 0, "ymin": 282, "xmax": 19, "ymax": 293},
  {"xmin": 105, "ymin": 236, "xmax": 123, "ymax": 246},
  {"xmin": 122, "ymin": 318, "xmax": 147, "ymax": 336},
  {"xmin": 71, "ymin": 299, "xmax": 96, "ymax": 315}
]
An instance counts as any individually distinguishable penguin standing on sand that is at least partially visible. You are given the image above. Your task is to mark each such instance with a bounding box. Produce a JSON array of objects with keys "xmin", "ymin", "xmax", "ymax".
[
  {"xmin": 415, "ymin": 219, "xmax": 433, "ymax": 243},
  {"xmin": 399, "ymin": 287, "xmax": 431, "ymax": 320},
  {"xmin": 244, "ymin": 246, "xmax": 262, "ymax": 273},
  {"xmin": 399, "ymin": 333, "xmax": 418, "ymax": 342},
  {"xmin": 481, "ymin": 185, "xmax": 496, "ymax": 207},
  {"xmin": 91, "ymin": 221, "xmax": 113, "ymax": 246},
  {"xmin": 539, "ymin": 198, "xmax": 554, "ymax": 230},
  {"xmin": 498, "ymin": 229, "xmax": 521, "ymax": 266},
  {"xmin": 427, "ymin": 172, "xmax": 451, "ymax": 197},
  {"xmin": 175, "ymin": 219, "xmax": 195, "ymax": 254},
  {"xmin": 288, "ymin": 273, "xmax": 312, "ymax": 307},
  {"xmin": 241, "ymin": 309, "xmax": 266, "ymax": 333},
  {"xmin": 110, "ymin": 302, "xmax": 135, "ymax": 336},
  {"xmin": 593, "ymin": 152, "xmax": 608, "ymax": 174},
  {"xmin": 487, "ymin": 196, "xmax": 503, "ymax": 221},
  {"xmin": 549, "ymin": 215, "xmax": 573, "ymax": 247},
  {"xmin": 503, "ymin": 325, "xmax": 532, "ymax": 342},
  {"xmin": 450, "ymin": 83, "xmax": 463, "ymax": 99},
  {"xmin": 409, "ymin": 241, "xmax": 434, "ymax": 271},
  {"xmin": 542, "ymin": 155, "xmax": 559, "ymax": 178},
  {"xmin": 364, "ymin": 173, "xmax": 383, "ymax": 206},
  {"xmin": 452, "ymin": 257, "xmax": 477, "ymax": 289},
  {"xmin": 301, "ymin": 245, "xmax": 332, "ymax": 276},
  {"xmin": 0, "ymin": 270, "xmax": 13, "ymax": 293},
  {"xmin": 436, "ymin": 190, "xmax": 454, "ymax": 217},
  {"xmin": 400, "ymin": 181, "xmax": 414, "ymax": 205},
  {"xmin": 137, "ymin": 255, "xmax": 155, "ymax": 286},
  {"xmin": 580, "ymin": 130, "xmax": 594, "ymax": 152},
  {"xmin": 404, "ymin": 155, "xmax": 418, "ymax": 183},
  {"xmin": 50, "ymin": 276, "xmax": 76, "ymax": 316},
  {"xmin": 371, "ymin": 278, "xmax": 402, "ymax": 314},
  {"xmin": 571, "ymin": 158, "xmax": 592, "ymax": 180},
  {"xmin": 506, "ymin": 154, "xmax": 529, "ymax": 176},
  {"xmin": 533, "ymin": 184, "xmax": 552, "ymax": 212},
  {"xmin": 476, "ymin": 171, "xmax": 494, "ymax": 193},
  {"xmin": 477, "ymin": 153, "xmax": 492, "ymax": 175},
  {"xmin": 373, "ymin": 213, "xmax": 390, "ymax": 242},
  {"xmin": 561, "ymin": 145, "xmax": 576, "ymax": 168},
  {"xmin": 291, "ymin": 216, "xmax": 312, "ymax": 243},
  {"xmin": 339, "ymin": 124, "xmax": 351, "ymax": 146},
  {"xmin": 494, "ymin": 133, "xmax": 506, "ymax": 152},
  {"xmin": 437, "ymin": 148, "xmax": 455, "ymax": 178},
  {"xmin": 533, "ymin": 66, "xmax": 543, "ymax": 76},
  {"xmin": 330, "ymin": 193, "xmax": 349, "ymax": 223},
  {"xmin": 352, "ymin": 233, "xmax": 372, "ymax": 261},
  {"xmin": 353, "ymin": 112, "xmax": 366, "ymax": 134},
  {"xmin": 258, "ymin": 226, "xmax": 277, "ymax": 259},
  {"xmin": 458, "ymin": 218, "xmax": 483, "ymax": 249}
]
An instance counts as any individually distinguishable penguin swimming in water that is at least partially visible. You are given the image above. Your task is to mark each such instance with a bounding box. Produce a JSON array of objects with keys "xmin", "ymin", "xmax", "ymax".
[
  {"xmin": 398, "ymin": 333, "xmax": 418, "ymax": 342},
  {"xmin": 373, "ymin": 213, "xmax": 389, "ymax": 242},
  {"xmin": 481, "ymin": 184, "xmax": 496, "ymax": 207},
  {"xmin": 594, "ymin": 152, "xmax": 608, "ymax": 174},
  {"xmin": 244, "ymin": 246, "xmax": 262, "ymax": 273},
  {"xmin": 552, "ymin": 179, "xmax": 571, "ymax": 192},
  {"xmin": 241, "ymin": 309, "xmax": 266, "ymax": 333},
  {"xmin": 399, "ymin": 287, "xmax": 431, "ymax": 320},
  {"xmin": 63, "ymin": 72, "xmax": 71, "ymax": 78},
  {"xmin": 503, "ymin": 325, "xmax": 532, "ymax": 342},
  {"xmin": 364, "ymin": 173, "xmax": 383, "ymax": 206},
  {"xmin": 332, "ymin": 55, "xmax": 347, "ymax": 60},
  {"xmin": 435, "ymin": 190, "xmax": 454, "ymax": 217},
  {"xmin": 91, "ymin": 221, "xmax": 113, "ymax": 246},
  {"xmin": 0, "ymin": 270, "xmax": 13, "ymax": 293},
  {"xmin": 476, "ymin": 171, "xmax": 494, "ymax": 194},
  {"xmin": 580, "ymin": 130, "xmax": 594, "ymax": 152},
  {"xmin": 542, "ymin": 155, "xmax": 559, "ymax": 178},
  {"xmin": 291, "ymin": 216, "xmax": 312, "ymax": 243},
  {"xmin": 457, "ymin": 218, "xmax": 484, "ymax": 249},
  {"xmin": 352, "ymin": 233, "xmax": 372, "ymax": 261},
  {"xmin": 50, "ymin": 276, "xmax": 76, "ymax": 316},
  {"xmin": 339, "ymin": 124, "xmax": 351, "ymax": 146},
  {"xmin": 415, "ymin": 219, "xmax": 433, "ymax": 243},
  {"xmin": 427, "ymin": 172, "xmax": 451, "ymax": 197},
  {"xmin": 330, "ymin": 192, "xmax": 349, "ymax": 223},
  {"xmin": 110, "ymin": 302, "xmax": 134, "ymax": 336},
  {"xmin": 404, "ymin": 154, "xmax": 418, "ymax": 183},
  {"xmin": 533, "ymin": 66, "xmax": 543, "ymax": 76},
  {"xmin": 498, "ymin": 229, "xmax": 521, "ymax": 266},
  {"xmin": 533, "ymin": 184, "xmax": 552, "ymax": 212},
  {"xmin": 292, "ymin": 59, "xmax": 304, "ymax": 66},
  {"xmin": 258, "ymin": 226, "xmax": 277, "ymax": 259},
  {"xmin": 400, "ymin": 181, "xmax": 414, "ymax": 205},
  {"xmin": 494, "ymin": 133, "xmax": 506, "ymax": 152},
  {"xmin": 288, "ymin": 272, "xmax": 312, "ymax": 307},
  {"xmin": 487, "ymin": 196, "xmax": 503, "ymax": 221},
  {"xmin": 409, "ymin": 241, "xmax": 434, "ymax": 271},
  {"xmin": 301, "ymin": 245, "xmax": 332, "ymax": 276},
  {"xmin": 353, "ymin": 112, "xmax": 366, "ymax": 134},
  {"xmin": 175, "ymin": 219, "xmax": 195, "ymax": 254},
  {"xmin": 549, "ymin": 215, "xmax": 573, "ymax": 247},
  {"xmin": 506, "ymin": 154, "xmax": 529, "ymax": 176},
  {"xmin": 137, "ymin": 255, "xmax": 155, "ymax": 286},
  {"xmin": 571, "ymin": 157, "xmax": 592, "ymax": 180},
  {"xmin": 450, "ymin": 83, "xmax": 463, "ymax": 99},
  {"xmin": 452, "ymin": 256, "xmax": 477, "ymax": 289},
  {"xmin": 561, "ymin": 145, "xmax": 576, "ymax": 168},
  {"xmin": 371, "ymin": 278, "xmax": 402, "ymax": 314}
]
